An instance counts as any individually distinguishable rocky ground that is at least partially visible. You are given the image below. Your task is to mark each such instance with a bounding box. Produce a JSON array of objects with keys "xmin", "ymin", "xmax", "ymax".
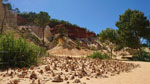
[
  {"xmin": 96, "ymin": 61, "xmax": 150, "ymax": 84},
  {"xmin": 0, "ymin": 56, "xmax": 139, "ymax": 84}
]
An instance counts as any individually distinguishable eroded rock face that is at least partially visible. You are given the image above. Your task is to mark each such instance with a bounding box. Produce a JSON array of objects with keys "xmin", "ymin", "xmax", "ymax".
[
  {"xmin": 44, "ymin": 26, "xmax": 53, "ymax": 41},
  {"xmin": 0, "ymin": 0, "xmax": 17, "ymax": 28}
]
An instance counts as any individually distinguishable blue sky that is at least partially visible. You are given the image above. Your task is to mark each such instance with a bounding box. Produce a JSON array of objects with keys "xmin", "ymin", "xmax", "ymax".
[{"xmin": 9, "ymin": 0, "xmax": 150, "ymax": 34}]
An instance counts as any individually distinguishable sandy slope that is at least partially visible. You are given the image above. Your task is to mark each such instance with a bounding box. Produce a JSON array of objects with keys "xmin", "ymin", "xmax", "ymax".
[
  {"xmin": 50, "ymin": 61, "xmax": 150, "ymax": 84},
  {"xmin": 0, "ymin": 59, "xmax": 149, "ymax": 84},
  {"xmin": 87, "ymin": 61, "xmax": 150, "ymax": 84},
  {"xmin": 57, "ymin": 61, "xmax": 150, "ymax": 84},
  {"xmin": 47, "ymin": 46, "xmax": 93, "ymax": 57},
  {"xmin": 41, "ymin": 61, "xmax": 150, "ymax": 84}
]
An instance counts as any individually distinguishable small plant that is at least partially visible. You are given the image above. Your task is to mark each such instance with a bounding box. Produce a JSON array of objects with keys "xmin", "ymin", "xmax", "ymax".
[
  {"xmin": 21, "ymin": 27, "xmax": 26, "ymax": 31},
  {"xmin": 12, "ymin": 25, "xmax": 18, "ymax": 30},
  {"xmin": 88, "ymin": 52, "xmax": 110, "ymax": 59},
  {"xmin": 57, "ymin": 27, "xmax": 68, "ymax": 38},
  {"xmin": 52, "ymin": 40, "xmax": 58, "ymax": 47},
  {"xmin": 76, "ymin": 40, "xmax": 80, "ymax": 50},
  {"xmin": 0, "ymin": 33, "xmax": 46, "ymax": 68},
  {"xmin": 90, "ymin": 46, "xmax": 97, "ymax": 50}
]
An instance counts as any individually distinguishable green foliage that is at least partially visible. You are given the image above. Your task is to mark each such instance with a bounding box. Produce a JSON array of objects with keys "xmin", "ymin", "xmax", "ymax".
[
  {"xmin": 49, "ymin": 19, "xmax": 95, "ymax": 34},
  {"xmin": 4, "ymin": 3, "xmax": 12, "ymax": 10},
  {"xmin": 116, "ymin": 9, "xmax": 150, "ymax": 49},
  {"xmin": 28, "ymin": 12, "xmax": 38, "ymax": 21},
  {"xmin": 14, "ymin": 8, "xmax": 20, "ymax": 14},
  {"xmin": 90, "ymin": 46, "xmax": 97, "ymax": 50},
  {"xmin": 49, "ymin": 19, "xmax": 80, "ymax": 28},
  {"xmin": 133, "ymin": 51, "xmax": 150, "ymax": 62},
  {"xmin": 34, "ymin": 11, "xmax": 50, "ymax": 27},
  {"xmin": 99, "ymin": 28, "xmax": 120, "ymax": 44},
  {"xmin": 2, "ymin": 0, "xmax": 11, "ymax": 10},
  {"xmin": 49, "ymin": 19, "xmax": 61, "ymax": 27},
  {"xmin": 34, "ymin": 11, "xmax": 50, "ymax": 45},
  {"xmin": 12, "ymin": 25, "xmax": 17, "ymax": 30},
  {"xmin": 52, "ymin": 40, "xmax": 58, "ymax": 48},
  {"xmin": 75, "ymin": 40, "xmax": 81, "ymax": 50},
  {"xmin": 18, "ymin": 12, "xmax": 39, "ymax": 25},
  {"xmin": 88, "ymin": 52, "xmax": 110, "ymax": 59},
  {"xmin": 18, "ymin": 11, "xmax": 93, "ymax": 34},
  {"xmin": 98, "ymin": 28, "xmax": 121, "ymax": 58},
  {"xmin": 0, "ymin": 34, "xmax": 46, "ymax": 68},
  {"xmin": 57, "ymin": 27, "xmax": 68, "ymax": 38},
  {"xmin": 24, "ymin": 33, "xmax": 41, "ymax": 45},
  {"xmin": 19, "ymin": 12, "xmax": 32, "ymax": 19},
  {"xmin": 18, "ymin": 12, "xmax": 35, "ymax": 25}
]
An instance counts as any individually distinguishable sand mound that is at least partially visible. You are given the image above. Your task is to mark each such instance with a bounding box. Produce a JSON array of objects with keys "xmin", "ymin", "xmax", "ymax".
[{"xmin": 47, "ymin": 46, "xmax": 93, "ymax": 57}]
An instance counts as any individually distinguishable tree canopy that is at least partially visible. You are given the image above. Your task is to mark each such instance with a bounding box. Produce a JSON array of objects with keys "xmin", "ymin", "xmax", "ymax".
[
  {"xmin": 34, "ymin": 11, "xmax": 50, "ymax": 46},
  {"xmin": 34, "ymin": 11, "xmax": 50, "ymax": 28},
  {"xmin": 116, "ymin": 9, "xmax": 150, "ymax": 49},
  {"xmin": 98, "ymin": 28, "xmax": 120, "ymax": 58},
  {"xmin": 116, "ymin": 9, "xmax": 150, "ymax": 58},
  {"xmin": 49, "ymin": 19, "xmax": 80, "ymax": 28},
  {"xmin": 99, "ymin": 28, "xmax": 119, "ymax": 44}
]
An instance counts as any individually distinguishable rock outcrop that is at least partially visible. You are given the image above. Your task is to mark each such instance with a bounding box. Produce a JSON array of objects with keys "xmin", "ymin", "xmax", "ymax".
[{"xmin": 0, "ymin": 1, "xmax": 17, "ymax": 28}]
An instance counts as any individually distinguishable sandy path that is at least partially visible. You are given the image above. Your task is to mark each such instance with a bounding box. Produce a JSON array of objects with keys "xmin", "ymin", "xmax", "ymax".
[{"xmin": 81, "ymin": 61, "xmax": 150, "ymax": 84}]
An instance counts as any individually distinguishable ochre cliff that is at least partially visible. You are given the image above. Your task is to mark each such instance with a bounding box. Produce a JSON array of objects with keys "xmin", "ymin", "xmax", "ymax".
[{"xmin": 51, "ymin": 24, "xmax": 96, "ymax": 39}]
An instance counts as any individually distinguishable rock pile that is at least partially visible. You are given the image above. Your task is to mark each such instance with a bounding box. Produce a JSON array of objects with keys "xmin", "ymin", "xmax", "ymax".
[{"xmin": 0, "ymin": 56, "xmax": 139, "ymax": 84}]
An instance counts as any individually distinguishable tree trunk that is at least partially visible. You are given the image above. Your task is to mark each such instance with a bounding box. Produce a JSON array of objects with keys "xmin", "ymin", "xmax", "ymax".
[
  {"xmin": 0, "ymin": 5, "xmax": 6, "ymax": 34},
  {"xmin": 136, "ymin": 33, "xmax": 142, "ymax": 59},
  {"xmin": 138, "ymin": 44, "xmax": 142, "ymax": 59},
  {"xmin": 0, "ymin": 15, "xmax": 5, "ymax": 34},
  {"xmin": 110, "ymin": 48, "xmax": 113, "ymax": 59},
  {"xmin": 115, "ymin": 51, "xmax": 117, "ymax": 59},
  {"xmin": 42, "ymin": 27, "xmax": 45, "ymax": 46}
]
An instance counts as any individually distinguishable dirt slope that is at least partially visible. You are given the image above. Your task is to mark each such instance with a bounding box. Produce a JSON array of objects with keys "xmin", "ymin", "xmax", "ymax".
[{"xmin": 47, "ymin": 46, "xmax": 93, "ymax": 57}]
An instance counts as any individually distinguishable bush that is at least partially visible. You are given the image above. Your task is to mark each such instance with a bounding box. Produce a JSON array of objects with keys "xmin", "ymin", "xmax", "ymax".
[
  {"xmin": 90, "ymin": 46, "xmax": 97, "ymax": 50},
  {"xmin": 88, "ymin": 52, "xmax": 110, "ymax": 59},
  {"xmin": 132, "ymin": 51, "xmax": 150, "ymax": 62},
  {"xmin": 25, "ymin": 33, "xmax": 41, "ymax": 45},
  {"xmin": 0, "ymin": 33, "xmax": 46, "ymax": 68}
]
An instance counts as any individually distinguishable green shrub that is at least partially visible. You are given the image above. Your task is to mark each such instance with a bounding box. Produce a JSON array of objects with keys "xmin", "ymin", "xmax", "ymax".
[
  {"xmin": 25, "ymin": 33, "xmax": 41, "ymax": 45},
  {"xmin": 90, "ymin": 46, "xmax": 97, "ymax": 50},
  {"xmin": 52, "ymin": 40, "xmax": 58, "ymax": 47},
  {"xmin": 76, "ymin": 40, "xmax": 81, "ymax": 50},
  {"xmin": 88, "ymin": 52, "xmax": 110, "ymax": 59},
  {"xmin": 0, "ymin": 33, "xmax": 46, "ymax": 68},
  {"xmin": 132, "ymin": 51, "xmax": 150, "ymax": 62}
]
